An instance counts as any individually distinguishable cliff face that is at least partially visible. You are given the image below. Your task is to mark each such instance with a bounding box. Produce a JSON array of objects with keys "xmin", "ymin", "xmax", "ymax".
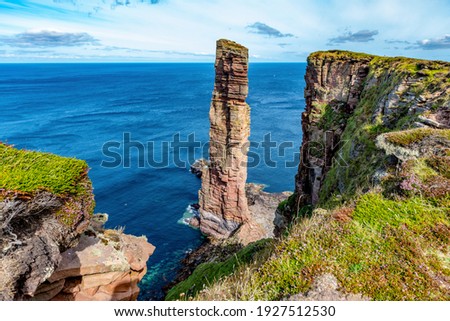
[
  {"xmin": 176, "ymin": 51, "xmax": 450, "ymax": 301},
  {"xmin": 198, "ymin": 39, "xmax": 252, "ymax": 239},
  {"xmin": 296, "ymin": 51, "xmax": 450, "ymax": 208},
  {"xmin": 0, "ymin": 189, "xmax": 91, "ymax": 300},
  {"xmin": 297, "ymin": 54, "xmax": 371, "ymax": 205},
  {"xmin": 0, "ymin": 144, "xmax": 154, "ymax": 300}
]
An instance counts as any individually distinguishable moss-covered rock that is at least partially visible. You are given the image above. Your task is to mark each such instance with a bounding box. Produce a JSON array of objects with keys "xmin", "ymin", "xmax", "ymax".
[{"xmin": 0, "ymin": 144, "xmax": 95, "ymax": 300}]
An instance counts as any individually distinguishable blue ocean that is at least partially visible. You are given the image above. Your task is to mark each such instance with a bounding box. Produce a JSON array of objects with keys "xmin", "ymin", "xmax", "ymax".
[{"xmin": 0, "ymin": 63, "xmax": 306, "ymax": 300}]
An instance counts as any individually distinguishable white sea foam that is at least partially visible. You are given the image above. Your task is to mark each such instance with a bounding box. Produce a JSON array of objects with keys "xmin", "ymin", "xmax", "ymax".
[{"xmin": 177, "ymin": 204, "xmax": 199, "ymax": 226}]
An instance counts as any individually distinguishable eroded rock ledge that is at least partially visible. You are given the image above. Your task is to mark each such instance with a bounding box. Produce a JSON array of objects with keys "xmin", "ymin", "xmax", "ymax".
[
  {"xmin": 0, "ymin": 187, "xmax": 93, "ymax": 300},
  {"xmin": 38, "ymin": 215, "xmax": 155, "ymax": 301}
]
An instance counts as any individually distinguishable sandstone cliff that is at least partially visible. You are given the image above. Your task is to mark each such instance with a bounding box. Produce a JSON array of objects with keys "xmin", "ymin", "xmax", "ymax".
[
  {"xmin": 0, "ymin": 144, "xmax": 154, "ymax": 300},
  {"xmin": 295, "ymin": 51, "xmax": 449, "ymax": 208}
]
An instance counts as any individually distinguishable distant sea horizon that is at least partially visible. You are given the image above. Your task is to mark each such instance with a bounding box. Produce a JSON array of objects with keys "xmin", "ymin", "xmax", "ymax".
[
  {"xmin": 0, "ymin": 61, "xmax": 307, "ymax": 64},
  {"xmin": 0, "ymin": 62, "xmax": 306, "ymax": 300}
]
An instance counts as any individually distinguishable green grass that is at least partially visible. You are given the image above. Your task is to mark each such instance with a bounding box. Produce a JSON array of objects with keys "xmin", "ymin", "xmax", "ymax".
[
  {"xmin": 317, "ymin": 103, "xmax": 350, "ymax": 131},
  {"xmin": 352, "ymin": 193, "xmax": 448, "ymax": 233},
  {"xmin": 277, "ymin": 193, "xmax": 299, "ymax": 213},
  {"xmin": 385, "ymin": 128, "xmax": 450, "ymax": 147},
  {"xmin": 166, "ymin": 239, "xmax": 272, "ymax": 300},
  {"xmin": 195, "ymin": 193, "xmax": 449, "ymax": 300},
  {"xmin": 309, "ymin": 50, "xmax": 374, "ymax": 62},
  {"xmin": 426, "ymin": 156, "xmax": 450, "ymax": 179},
  {"xmin": 217, "ymin": 39, "xmax": 247, "ymax": 53},
  {"xmin": 0, "ymin": 143, "xmax": 89, "ymax": 196},
  {"xmin": 309, "ymin": 51, "xmax": 450, "ymax": 76},
  {"xmin": 369, "ymin": 56, "xmax": 450, "ymax": 76}
]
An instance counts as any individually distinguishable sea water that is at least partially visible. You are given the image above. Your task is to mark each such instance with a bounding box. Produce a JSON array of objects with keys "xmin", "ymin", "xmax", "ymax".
[{"xmin": 0, "ymin": 62, "xmax": 306, "ymax": 299}]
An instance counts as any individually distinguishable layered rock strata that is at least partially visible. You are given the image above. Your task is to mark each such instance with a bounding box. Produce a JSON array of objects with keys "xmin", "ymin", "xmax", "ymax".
[
  {"xmin": 0, "ymin": 194, "xmax": 154, "ymax": 301},
  {"xmin": 39, "ymin": 222, "xmax": 155, "ymax": 301},
  {"xmin": 198, "ymin": 39, "xmax": 253, "ymax": 240},
  {"xmin": 295, "ymin": 51, "xmax": 450, "ymax": 207}
]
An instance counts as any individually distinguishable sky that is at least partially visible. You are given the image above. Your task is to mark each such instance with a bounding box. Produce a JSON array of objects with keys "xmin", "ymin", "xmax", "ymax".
[{"xmin": 0, "ymin": 0, "xmax": 449, "ymax": 62}]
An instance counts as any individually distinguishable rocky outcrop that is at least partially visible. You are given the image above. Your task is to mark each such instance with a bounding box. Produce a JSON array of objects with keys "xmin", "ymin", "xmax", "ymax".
[
  {"xmin": 1, "ymin": 198, "xmax": 153, "ymax": 302},
  {"xmin": 284, "ymin": 274, "xmax": 369, "ymax": 301},
  {"xmin": 0, "ymin": 188, "xmax": 93, "ymax": 300},
  {"xmin": 38, "ymin": 222, "xmax": 155, "ymax": 301},
  {"xmin": 0, "ymin": 144, "xmax": 154, "ymax": 300},
  {"xmin": 198, "ymin": 39, "xmax": 254, "ymax": 241},
  {"xmin": 190, "ymin": 159, "xmax": 209, "ymax": 178},
  {"xmin": 246, "ymin": 183, "xmax": 292, "ymax": 239},
  {"xmin": 295, "ymin": 51, "xmax": 450, "ymax": 207}
]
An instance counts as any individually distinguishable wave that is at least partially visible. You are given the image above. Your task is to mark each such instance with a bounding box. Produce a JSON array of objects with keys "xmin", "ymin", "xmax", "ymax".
[{"xmin": 177, "ymin": 204, "xmax": 200, "ymax": 228}]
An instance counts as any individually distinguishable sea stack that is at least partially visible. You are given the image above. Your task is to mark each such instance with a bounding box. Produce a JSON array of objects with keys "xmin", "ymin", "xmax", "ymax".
[{"xmin": 198, "ymin": 39, "xmax": 251, "ymax": 240}]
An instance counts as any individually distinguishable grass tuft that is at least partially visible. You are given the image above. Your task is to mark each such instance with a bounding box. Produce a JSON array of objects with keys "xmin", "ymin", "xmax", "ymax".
[{"xmin": 384, "ymin": 128, "xmax": 450, "ymax": 147}]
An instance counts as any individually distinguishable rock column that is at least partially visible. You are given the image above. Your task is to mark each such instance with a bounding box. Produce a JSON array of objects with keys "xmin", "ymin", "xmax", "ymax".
[{"xmin": 198, "ymin": 39, "xmax": 251, "ymax": 239}]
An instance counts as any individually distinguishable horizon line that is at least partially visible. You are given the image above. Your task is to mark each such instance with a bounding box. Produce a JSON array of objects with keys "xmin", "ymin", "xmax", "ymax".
[{"xmin": 0, "ymin": 61, "xmax": 307, "ymax": 64}]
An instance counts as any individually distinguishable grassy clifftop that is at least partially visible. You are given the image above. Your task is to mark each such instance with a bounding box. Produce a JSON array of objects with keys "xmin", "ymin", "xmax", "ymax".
[
  {"xmin": 194, "ymin": 194, "xmax": 449, "ymax": 300},
  {"xmin": 308, "ymin": 50, "xmax": 375, "ymax": 62},
  {"xmin": 0, "ymin": 143, "xmax": 89, "ymax": 196},
  {"xmin": 166, "ymin": 51, "xmax": 450, "ymax": 301},
  {"xmin": 0, "ymin": 143, "xmax": 94, "ymax": 227}
]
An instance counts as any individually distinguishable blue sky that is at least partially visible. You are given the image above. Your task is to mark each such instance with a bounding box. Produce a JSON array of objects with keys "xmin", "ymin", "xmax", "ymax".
[{"xmin": 0, "ymin": 0, "xmax": 449, "ymax": 62}]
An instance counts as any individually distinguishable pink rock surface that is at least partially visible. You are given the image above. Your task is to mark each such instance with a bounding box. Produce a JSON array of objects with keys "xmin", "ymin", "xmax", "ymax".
[
  {"xmin": 39, "ymin": 230, "xmax": 154, "ymax": 301},
  {"xmin": 198, "ymin": 39, "xmax": 252, "ymax": 241},
  {"xmin": 47, "ymin": 235, "xmax": 130, "ymax": 283}
]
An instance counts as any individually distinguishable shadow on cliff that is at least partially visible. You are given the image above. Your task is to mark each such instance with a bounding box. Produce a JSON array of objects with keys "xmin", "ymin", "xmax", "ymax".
[{"xmin": 29, "ymin": 233, "xmax": 96, "ymax": 301}]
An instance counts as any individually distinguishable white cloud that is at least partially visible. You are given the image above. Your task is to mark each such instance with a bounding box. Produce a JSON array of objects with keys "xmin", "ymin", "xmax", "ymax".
[
  {"xmin": 0, "ymin": 30, "xmax": 99, "ymax": 47},
  {"xmin": 413, "ymin": 34, "xmax": 450, "ymax": 50},
  {"xmin": 0, "ymin": 0, "xmax": 449, "ymax": 61},
  {"xmin": 328, "ymin": 30, "xmax": 379, "ymax": 44}
]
